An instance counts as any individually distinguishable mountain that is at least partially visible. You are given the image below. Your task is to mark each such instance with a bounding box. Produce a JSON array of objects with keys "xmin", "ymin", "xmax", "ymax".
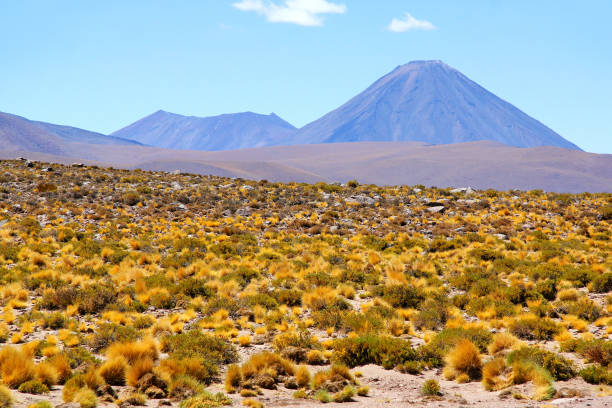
[
  {"xmin": 0, "ymin": 111, "xmax": 141, "ymax": 155},
  {"xmin": 112, "ymin": 110, "xmax": 297, "ymax": 151},
  {"xmin": 290, "ymin": 60, "xmax": 581, "ymax": 150},
  {"xmin": 0, "ymin": 112, "xmax": 67, "ymax": 155},
  {"xmin": 32, "ymin": 121, "xmax": 142, "ymax": 146}
]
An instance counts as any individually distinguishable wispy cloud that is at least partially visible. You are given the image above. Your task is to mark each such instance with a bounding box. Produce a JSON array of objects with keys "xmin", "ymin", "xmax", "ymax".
[
  {"xmin": 232, "ymin": 0, "xmax": 346, "ymax": 27},
  {"xmin": 388, "ymin": 13, "xmax": 435, "ymax": 32}
]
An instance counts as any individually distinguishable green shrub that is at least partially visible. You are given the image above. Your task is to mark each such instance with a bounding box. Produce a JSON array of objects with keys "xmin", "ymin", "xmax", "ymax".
[
  {"xmin": 561, "ymin": 339, "xmax": 611, "ymax": 365},
  {"xmin": 579, "ymin": 365, "xmax": 612, "ymax": 385},
  {"xmin": 376, "ymin": 284, "xmax": 424, "ymax": 308},
  {"xmin": 77, "ymin": 285, "xmax": 117, "ymax": 314},
  {"xmin": 315, "ymin": 390, "xmax": 332, "ymax": 403},
  {"xmin": 592, "ymin": 273, "xmax": 612, "ymax": 293},
  {"xmin": 563, "ymin": 298, "xmax": 601, "ymax": 321},
  {"xmin": 422, "ymin": 327, "xmax": 492, "ymax": 366},
  {"xmin": 535, "ymin": 279, "xmax": 557, "ymax": 301},
  {"xmin": 162, "ymin": 330, "xmax": 238, "ymax": 384},
  {"xmin": 179, "ymin": 391, "xmax": 232, "ymax": 407},
  {"xmin": 421, "ymin": 379, "xmax": 441, "ymax": 396},
  {"xmin": 333, "ymin": 385, "xmax": 355, "ymax": 402},
  {"xmin": 27, "ymin": 402, "xmax": 53, "ymax": 408},
  {"xmin": 17, "ymin": 380, "xmax": 49, "ymax": 394},
  {"xmin": 509, "ymin": 317, "xmax": 559, "ymax": 340},
  {"xmin": 332, "ymin": 334, "xmax": 417, "ymax": 369},
  {"xmin": 0, "ymin": 386, "xmax": 12, "ymax": 408},
  {"xmin": 507, "ymin": 347, "xmax": 575, "ymax": 381},
  {"xmin": 88, "ymin": 323, "xmax": 141, "ymax": 352}
]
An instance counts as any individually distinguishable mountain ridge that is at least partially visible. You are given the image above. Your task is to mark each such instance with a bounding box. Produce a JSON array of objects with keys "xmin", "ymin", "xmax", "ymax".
[{"xmin": 112, "ymin": 110, "xmax": 297, "ymax": 151}]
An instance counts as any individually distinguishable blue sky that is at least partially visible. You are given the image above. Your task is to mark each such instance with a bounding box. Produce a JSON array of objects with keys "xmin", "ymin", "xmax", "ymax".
[{"xmin": 1, "ymin": 0, "xmax": 611, "ymax": 153}]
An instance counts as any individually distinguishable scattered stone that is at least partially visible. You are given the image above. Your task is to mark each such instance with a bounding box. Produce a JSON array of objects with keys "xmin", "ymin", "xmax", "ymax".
[
  {"xmin": 145, "ymin": 386, "xmax": 167, "ymax": 399},
  {"xmin": 426, "ymin": 206, "xmax": 445, "ymax": 214}
]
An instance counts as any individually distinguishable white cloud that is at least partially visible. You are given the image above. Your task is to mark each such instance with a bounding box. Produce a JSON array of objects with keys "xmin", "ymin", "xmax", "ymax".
[
  {"xmin": 388, "ymin": 13, "xmax": 435, "ymax": 32},
  {"xmin": 232, "ymin": 0, "xmax": 346, "ymax": 26}
]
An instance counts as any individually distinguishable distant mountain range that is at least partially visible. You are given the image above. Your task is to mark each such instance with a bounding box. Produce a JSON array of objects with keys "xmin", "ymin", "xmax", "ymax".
[
  {"xmin": 1, "ymin": 60, "xmax": 608, "ymax": 192},
  {"xmin": 111, "ymin": 60, "xmax": 580, "ymax": 151},
  {"xmin": 112, "ymin": 110, "xmax": 296, "ymax": 151}
]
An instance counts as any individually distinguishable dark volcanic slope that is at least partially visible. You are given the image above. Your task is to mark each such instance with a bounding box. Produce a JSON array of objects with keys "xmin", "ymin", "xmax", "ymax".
[
  {"xmin": 112, "ymin": 110, "xmax": 297, "ymax": 151},
  {"xmin": 290, "ymin": 60, "xmax": 581, "ymax": 150}
]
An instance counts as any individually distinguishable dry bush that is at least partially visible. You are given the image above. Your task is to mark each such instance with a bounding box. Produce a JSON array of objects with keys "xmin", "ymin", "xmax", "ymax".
[
  {"xmin": 0, "ymin": 347, "xmax": 35, "ymax": 388},
  {"xmin": 443, "ymin": 339, "xmax": 482, "ymax": 382}
]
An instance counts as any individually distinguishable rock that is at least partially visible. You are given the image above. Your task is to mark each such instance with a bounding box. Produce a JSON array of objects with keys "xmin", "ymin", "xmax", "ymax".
[
  {"xmin": 71, "ymin": 163, "xmax": 85, "ymax": 168},
  {"xmin": 241, "ymin": 185, "xmax": 254, "ymax": 190},
  {"xmin": 345, "ymin": 194, "xmax": 376, "ymax": 205},
  {"xmin": 284, "ymin": 379, "xmax": 298, "ymax": 389},
  {"xmin": 157, "ymin": 401, "xmax": 172, "ymax": 407},
  {"xmin": 236, "ymin": 207, "xmax": 252, "ymax": 216},
  {"xmin": 96, "ymin": 384, "xmax": 116, "ymax": 398},
  {"xmin": 170, "ymin": 170, "xmax": 181, "ymax": 175},
  {"xmin": 253, "ymin": 373, "xmax": 276, "ymax": 389},
  {"xmin": 412, "ymin": 188, "xmax": 422, "ymax": 193},
  {"xmin": 137, "ymin": 372, "xmax": 167, "ymax": 393},
  {"xmin": 25, "ymin": 160, "xmax": 34, "ymax": 167},
  {"xmin": 145, "ymin": 386, "xmax": 167, "ymax": 399},
  {"xmin": 457, "ymin": 199, "xmax": 478, "ymax": 205},
  {"xmin": 426, "ymin": 206, "xmax": 445, "ymax": 214},
  {"xmin": 281, "ymin": 346, "xmax": 306, "ymax": 362},
  {"xmin": 494, "ymin": 233, "xmax": 508, "ymax": 240}
]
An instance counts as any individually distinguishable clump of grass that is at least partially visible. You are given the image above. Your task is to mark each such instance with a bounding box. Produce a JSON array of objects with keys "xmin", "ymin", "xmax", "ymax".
[
  {"xmin": 487, "ymin": 332, "xmax": 518, "ymax": 355},
  {"xmin": 74, "ymin": 388, "xmax": 97, "ymax": 408},
  {"xmin": 227, "ymin": 352, "xmax": 295, "ymax": 392},
  {"xmin": 179, "ymin": 391, "xmax": 232, "ymax": 408},
  {"xmin": 443, "ymin": 339, "xmax": 482, "ymax": 382},
  {"xmin": 27, "ymin": 401, "xmax": 52, "ymax": 408},
  {"xmin": 507, "ymin": 346, "xmax": 575, "ymax": 381},
  {"xmin": 482, "ymin": 358, "xmax": 510, "ymax": 391},
  {"xmin": 106, "ymin": 338, "xmax": 158, "ymax": 364},
  {"xmin": 333, "ymin": 385, "xmax": 355, "ymax": 402},
  {"xmin": 126, "ymin": 357, "xmax": 154, "ymax": 387},
  {"xmin": 35, "ymin": 361, "xmax": 58, "ymax": 387},
  {"xmin": 0, "ymin": 386, "xmax": 12, "ymax": 408},
  {"xmin": 579, "ymin": 365, "xmax": 612, "ymax": 385},
  {"xmin": 0, "ymin": 346, "xmax": 35, "ymax": 388},
  {"xmin": 332, "ymin": 334, "xmax": 417, "ymax": 369},
  {"xmin": 295, "ymin": 365, "xmax": 311, "ymax": 388},
  {"xmin": 315, "ymin": 389, "xmax": 332, "ymax": 403},
  {"xmin": 356, "ymin": 385, "xmax": 369, "ymax": 396},
  {"xmin": 17, "ymin": 380, "xmax": 49, "ymax": 394},
  {"xmin": 98, "ymin": 356, "xmax": 127, "ymax": 385},
  {"xmin": 421, "ymin": 379, "xmax": 441, "ymax": 396}
]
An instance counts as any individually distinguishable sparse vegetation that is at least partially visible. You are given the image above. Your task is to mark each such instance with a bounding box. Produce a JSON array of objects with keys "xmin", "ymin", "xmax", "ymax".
[{"xmin": 0, "ymin": 159, "xmax": 609, "ymax": 406}]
